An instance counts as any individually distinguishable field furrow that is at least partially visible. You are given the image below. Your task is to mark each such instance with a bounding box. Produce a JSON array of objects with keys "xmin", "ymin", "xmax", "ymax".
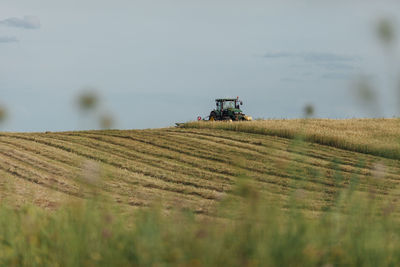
[
  {"xmin": 2, "ymin": 134, "xmax": 225, "ymax": 201},
  {"xmin": 74, "ymin": 132, "xmax": 235, "ymax": 184},
  {"xmin": 1, "ymin": 120, "xmax": 399, "ymax": 215},
  {"xmin": 41, "ymin": 133, "xmax": 228, "ymax": 194},
  {"xmin": 0, "ymin": 153, "xmax": 83, "ymax": 198},
  {"xmin": 170, "ymin": 130, "xmax": 400, "ymax": 186},
  {"xmin": 174, "ymin": 128, "xmax": 400, "ymax": 175},
  {"xmin": 82, "ymin": 132, "xmax": 239, "ymax": 177}
]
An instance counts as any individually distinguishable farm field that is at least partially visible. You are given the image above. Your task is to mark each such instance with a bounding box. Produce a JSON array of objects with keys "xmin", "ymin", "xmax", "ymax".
[
  {"xmin": 0, "ymin": 119, "xmax": 399, "ymax": 215},
  {"xmin": 2, "ymin": 119, "xmax": 400, "ymax": 266}
]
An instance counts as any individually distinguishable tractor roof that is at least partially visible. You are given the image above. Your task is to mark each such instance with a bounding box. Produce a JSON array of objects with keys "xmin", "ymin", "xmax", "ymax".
[{"xmin": 215, "ymin": 98, "xmax": 237, "ymax": 102}]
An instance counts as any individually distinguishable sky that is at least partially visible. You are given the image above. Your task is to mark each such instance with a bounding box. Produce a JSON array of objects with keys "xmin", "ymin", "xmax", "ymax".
[{"xmin": 0, "ymin": 0, "xmax": 400, "ymax": 132}]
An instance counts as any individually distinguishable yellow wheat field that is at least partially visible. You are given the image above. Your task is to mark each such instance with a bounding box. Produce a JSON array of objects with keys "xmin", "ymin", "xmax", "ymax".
[
  {"xmin": 0, "ymin": 119, "xmax": 399, "ymax": 216},
  {"xmin": 183, "ymin": 118, "xmax": 400, "ymax": 159}
]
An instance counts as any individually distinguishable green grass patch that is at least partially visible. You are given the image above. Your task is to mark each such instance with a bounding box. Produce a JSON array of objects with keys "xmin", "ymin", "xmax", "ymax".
[{"xmin": 0, "ymin": 178, "xmax": 399, "ymax": 266}]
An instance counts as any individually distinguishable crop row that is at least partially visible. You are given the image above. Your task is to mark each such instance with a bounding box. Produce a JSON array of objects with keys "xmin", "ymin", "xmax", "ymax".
[
  {"xmin": 0, "ymin": 134, "xmax": 220, "ymax": 213},
  {"xmin": 182, "ymin": 119, "xmax": 400, "ymax": 160},
  {"xmin": 1, "ymin": 125, "xmax": 398, "ymax": 215}
]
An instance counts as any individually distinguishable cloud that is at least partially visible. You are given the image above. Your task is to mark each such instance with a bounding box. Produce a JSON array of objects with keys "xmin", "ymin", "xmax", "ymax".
[
  {"xmin": 263, "ymin": 52, "xmax": 359, "ymax": 63},
  {"xmin": 263, "ymin": 52, "xmax": 294, "ymax": 58},
  {"xmin": 0, "ymin": 36, "xmax": 18, "ymax": 43},
  {"xmin": 320, "ymin": 72, "xmax": 352, "ymax": 80},
  {"xmin": 303, "ymin": 53, "xmax": 357, "ymax": 62},
  {"xmin": 266, "ymin": 51, "xmax": 360, "ymax": 82},
  {"xmin": 0, "ymin": 16, "xmax": 40, "ymax": 29},
  {"xmin": 281, "ymin": 77, "xmax": 303, "ymax": 82},
  {"xmin": 317, "ymin": 62, "xmax": 355, "ymax": 71}
]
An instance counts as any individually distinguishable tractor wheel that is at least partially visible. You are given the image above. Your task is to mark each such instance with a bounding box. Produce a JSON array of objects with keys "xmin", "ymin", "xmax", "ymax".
[{"xmin": 209, "ymin": 112, "xmax": 217, "ymax": 121}]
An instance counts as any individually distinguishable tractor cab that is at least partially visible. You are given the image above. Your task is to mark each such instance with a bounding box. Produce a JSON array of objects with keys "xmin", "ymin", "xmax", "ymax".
[
  {"xmin": 209, "ymin": 97, "xmax": 252, "ymax": 121},
  {"xmin": 216, "ymin": 99, "xmax": 240, "ymax": 110}
]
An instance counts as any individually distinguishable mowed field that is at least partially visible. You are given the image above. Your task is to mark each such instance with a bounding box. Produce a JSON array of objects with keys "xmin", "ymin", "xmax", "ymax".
[{"xmin": 1, "ymin": 119, "xmax": 400, "ymax": 216}]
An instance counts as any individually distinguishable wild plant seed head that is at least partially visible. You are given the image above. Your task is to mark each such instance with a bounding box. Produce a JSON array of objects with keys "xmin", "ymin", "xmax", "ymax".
[
  {"xmin": 81, "ymin": 160, "xmax": 101, "ymax": 185},
  {"xmin": 0, "ymin": 105, "xmax": 7, "ymax": 123},
  {"xmin": 77, "ymin": 90, "xmax": 99, "ymax": 112},
  {"xmin": 376, "ymin": 18, "xmax": 396, "ymax": 46},
  {"xmin": 100, "ymin": 113, "xmax": 114, "ymax": 129},
  {"xmin": 303, "ymin": 104, "xmax": 314, "ymax": 118}
]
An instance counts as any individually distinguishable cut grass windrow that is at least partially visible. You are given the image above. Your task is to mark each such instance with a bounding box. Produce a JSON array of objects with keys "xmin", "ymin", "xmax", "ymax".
[
  {"xmin": 1, "ymin": 119, "xmax": 399, "ymax": 215},
  {"xmin": 1, "ymin": 134, "xmax": 224, "ymax": 202}
]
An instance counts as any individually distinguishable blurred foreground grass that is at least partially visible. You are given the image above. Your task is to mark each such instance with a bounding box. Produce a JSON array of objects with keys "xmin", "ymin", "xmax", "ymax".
[{"xmin": 0, "ymin": 174, "xmax": 399, "ymax": 266}]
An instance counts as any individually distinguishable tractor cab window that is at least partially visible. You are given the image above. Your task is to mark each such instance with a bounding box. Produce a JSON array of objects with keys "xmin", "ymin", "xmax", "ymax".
[
  {"xmin": 224, "ymin": 101, "xmax": 235, "ymax": 109},
  {"xmin": 216, "ymin": 102, "xmax": 222, "ymax": 111}
]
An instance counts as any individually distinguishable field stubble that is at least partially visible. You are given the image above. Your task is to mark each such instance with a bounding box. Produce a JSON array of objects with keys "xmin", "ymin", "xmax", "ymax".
[
  {"xmin": 1, "ymin": 119, "xmax": 400, "ymax": 265},
  {"xmin": 0, "ymin": 119, "xmax": 399, "ymax": 215}
]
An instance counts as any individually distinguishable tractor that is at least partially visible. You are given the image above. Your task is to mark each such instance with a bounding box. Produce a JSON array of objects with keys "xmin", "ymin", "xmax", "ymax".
[{"xmin": 209, "ymin": 97, "xmax": 252, "ymax": 121}]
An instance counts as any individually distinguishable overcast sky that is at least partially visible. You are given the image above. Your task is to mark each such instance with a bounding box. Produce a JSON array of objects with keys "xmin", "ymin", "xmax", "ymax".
[{"xmin": 1, "ymin": 1, "xmax": 399, "ymax": 132}]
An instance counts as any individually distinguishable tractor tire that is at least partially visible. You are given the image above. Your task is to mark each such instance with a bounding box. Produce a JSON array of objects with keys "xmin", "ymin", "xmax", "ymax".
[{"xmin": 209, "ymin": 112, "xmax": 217, "ymax": 121}]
